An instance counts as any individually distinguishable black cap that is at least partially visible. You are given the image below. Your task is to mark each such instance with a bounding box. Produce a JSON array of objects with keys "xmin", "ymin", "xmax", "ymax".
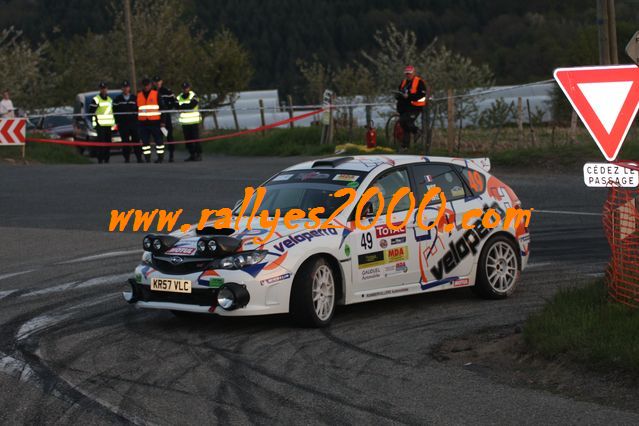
[
  {"xmin": 98, "ymin": 81, "xmax": 107, "ymax": 89},
  {"xmin": 122, "ymin": 80, "xmax": 130, "ymax": 87},
  {"xmin": 152, "ymin": 76, "xmax": 162, "ymax": 82},
  {"xmin": 141, "ymin": 78, "xmax": 151, "ymax": 86},
  {"xmin": 182, "ymin": 82, "xmax": 191, "ymax": 89}
]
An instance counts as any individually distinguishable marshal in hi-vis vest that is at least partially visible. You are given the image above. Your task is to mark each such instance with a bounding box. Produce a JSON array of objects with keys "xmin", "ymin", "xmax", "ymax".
[
  {"xmin": 137, "ymin": 90, "xmax": 161, "ymax": 121},
  {"xmin": 399, "ymin": 77, "xmax": 427, "ymax": 107},
  {"xmin": 92, "ymin": 95, "xmax": 115, "ymax": 127},
  {"xmin": 177, "ymin": 91, "xmax": 201, "ymax": 125}
]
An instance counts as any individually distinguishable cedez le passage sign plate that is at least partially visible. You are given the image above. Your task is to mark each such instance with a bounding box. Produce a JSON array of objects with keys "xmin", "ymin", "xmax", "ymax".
[{"xmin": 583, "ymin": 163, "xmax": 639, "ymax": 187}]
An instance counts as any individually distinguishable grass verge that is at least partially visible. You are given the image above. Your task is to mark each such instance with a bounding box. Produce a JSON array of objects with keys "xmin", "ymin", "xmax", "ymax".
[
  {"xmin": 524, "ymin": 281, "xmax": 639, "ymax": 375},
  {"xmin": 1, "ymin": 142, "xmax": 90, "ymax": 164}
]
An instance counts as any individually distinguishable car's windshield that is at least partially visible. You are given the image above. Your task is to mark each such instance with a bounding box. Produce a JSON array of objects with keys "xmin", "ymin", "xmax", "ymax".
[{"xmin": 233, "ymin": 169, "xmax": 367, "ymax": 218}]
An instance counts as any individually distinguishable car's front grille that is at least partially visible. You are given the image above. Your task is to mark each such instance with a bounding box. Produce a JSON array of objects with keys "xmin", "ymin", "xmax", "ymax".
[
  {"xmin": 152, "ymin": 257, "xmax": 210, "ymax": 275},
  {"xmin": 134, "ymin": 282, "xmax": 216, "ymax": 306}
]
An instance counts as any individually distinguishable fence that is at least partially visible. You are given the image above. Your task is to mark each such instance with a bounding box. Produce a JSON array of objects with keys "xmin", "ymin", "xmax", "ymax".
[
  {"xmin": 603, "ymin": 162, "xmax": 639, "ymax": 309},
  {"xmin": 20, "ymin": 78, "xmax": 588, "ymax": 154}
]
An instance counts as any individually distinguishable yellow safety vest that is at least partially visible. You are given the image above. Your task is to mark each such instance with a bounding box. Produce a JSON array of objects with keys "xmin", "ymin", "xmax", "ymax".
[
  {"xmin": 177, "ymin": 91, "xmax": 201, "ymax": 125},
  {"xmin": 92, "ymin": 95, "xmax": 115, "ymax": 127}
]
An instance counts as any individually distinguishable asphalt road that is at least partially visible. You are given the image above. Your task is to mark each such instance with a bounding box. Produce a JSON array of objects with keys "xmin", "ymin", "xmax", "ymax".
[{"xmin": 0, "ymin": 155, "xmax": 631, "ymax": 425}]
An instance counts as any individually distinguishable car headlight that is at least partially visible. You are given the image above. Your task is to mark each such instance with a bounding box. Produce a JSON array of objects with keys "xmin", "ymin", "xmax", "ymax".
[
  {"xmin": 153, "ymin": 239, "xmax": 163, "ymax": 251},
  {"xmin": 219, "ymin": 250, "xmax": 267, "ymax": 270},
  {"xmin": 207, "ymin": 240, "xmax": 217, "ymax": 252},
  {"xmin": 197, "ymin": 240, "xmax": 207, "ymax": 253},
  {"xmin": 141, "ymin": 251, "xmax": 152, "ymax": 265},
  {"xmin": 143, "ymin": 236, "xmax": 153, "ymax": 250}
]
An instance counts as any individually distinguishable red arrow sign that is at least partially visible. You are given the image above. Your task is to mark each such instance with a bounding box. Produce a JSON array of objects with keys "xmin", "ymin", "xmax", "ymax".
[
  {"xmin": 554, "ymin": 65, "xmax": 639, "ymax": 161},
  {"xmin": 0, "ymin": 119, "xmax": 26, "ymax": 145}
]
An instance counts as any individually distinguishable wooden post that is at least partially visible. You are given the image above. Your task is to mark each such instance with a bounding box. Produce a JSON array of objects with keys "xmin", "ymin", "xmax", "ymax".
[
  {"xmin": 423, "ymin": 103, "xmax": 432, "ymax": 154},
  {"xmin": 608, "ymin": 0, "xmax": 618, "ymax": 64},
  {"xmin": 327, "ymin": 94, "xmax": 335, "ymax": 145},
  {"xmin": 21, "ymin": 142, "xmax": 26, "ymax": 164},
  {"xmin": 287, "ymin": 95, "xmax": 294, "ymax": 128},
  {"xmin": 526, "ymin": 99, "xmax": 537, "ymax": 147},
  {"xmin": 258, "ymin": 99, "xmax": 266, "ymax": 136},
  {"xmin": 456, "ymin": 99, "xmax": 463, "ymax": 154},
  {"xmin": 517, "ymin": 97, "xmax": 524, "ymax": 143},
  {"xmin": 211, "ymin": 109, "xmax": 219, "ymax": 130},
  {"xmin": 570, "ymin": 110, "xmax": 578, "ymax": 144},
  {"xmin": 348, "ymin": 106, "xmax": 354, "ymax": 141},
  {"xmin": 231, "ymin": 102, "xmax": 240, "ymax": 131},
  {"xmin": 447, "ymin": 88, "xmax": 455, "ymax": 155}
]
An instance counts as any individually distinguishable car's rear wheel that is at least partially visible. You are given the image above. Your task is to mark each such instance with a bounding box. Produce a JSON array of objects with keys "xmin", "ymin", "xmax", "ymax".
[
  {"xmin": 474, "ymin": 235, "xmax": 519, "ymax": 299},
  {"xmin": 290, "ymin": 257, "xmax": 336, "ymax": 327}
]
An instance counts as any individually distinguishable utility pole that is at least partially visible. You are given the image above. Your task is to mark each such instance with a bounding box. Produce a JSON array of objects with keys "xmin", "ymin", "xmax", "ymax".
[
  {"xmin": 597, "ymin": 0, "xmax": 611, "ymax": 65},
  {"xmin": 124, "ymin": 0, "xmax": 137, "ymax": 92},
  {"xmin": 608, "ymin": 0, "xmax": 618, "ymax": 64}
]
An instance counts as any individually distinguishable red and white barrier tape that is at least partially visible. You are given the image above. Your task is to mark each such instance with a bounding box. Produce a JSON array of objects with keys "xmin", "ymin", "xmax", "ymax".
[{"xmin": 26, "ymin": 108, "xmax": 324, "ymax": 147}]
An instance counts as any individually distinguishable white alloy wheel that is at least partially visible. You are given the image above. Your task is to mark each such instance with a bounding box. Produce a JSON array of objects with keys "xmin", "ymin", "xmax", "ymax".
[
  {"xmin": 485, "ymin": 241, "xmax": 518, "ymax": 294},
  {"xmin": 312, "ymin": 264, "xmax": 335, "ymax": 321}
]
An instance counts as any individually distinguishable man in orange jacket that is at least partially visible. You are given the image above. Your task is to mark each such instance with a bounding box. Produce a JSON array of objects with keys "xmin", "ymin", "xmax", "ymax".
[
  {"xmin": 396, "ymin": 65, "xmax": 428, "ymax": 150},
  {"xmin": 137, "ymin": 78, "xmax": 165, "ymax": 163}
]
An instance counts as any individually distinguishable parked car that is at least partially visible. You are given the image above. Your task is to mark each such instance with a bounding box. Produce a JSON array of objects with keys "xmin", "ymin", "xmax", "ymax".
[
  {"xmin": 123, "ymin": 155, "xmax": 531, "ymax": 327},
  {"xmin": 27, "ymin": 114, "xmax": 75, "ymax": 140},
  {"xmin": 73, "ymin": 91, "xmax": 122, "ymax": 155}
]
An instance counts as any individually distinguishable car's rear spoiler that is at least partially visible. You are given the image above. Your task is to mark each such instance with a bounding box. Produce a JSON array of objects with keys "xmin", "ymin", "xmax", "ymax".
[{"xmin": 468, "ymin": 158, "xmax": 491, "ymax": 173}]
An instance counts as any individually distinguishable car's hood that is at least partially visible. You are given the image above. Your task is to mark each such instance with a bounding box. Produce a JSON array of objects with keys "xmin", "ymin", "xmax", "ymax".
[{"xmin": 171, "ymin": 216, "xmax": 341, "ymax": 252}]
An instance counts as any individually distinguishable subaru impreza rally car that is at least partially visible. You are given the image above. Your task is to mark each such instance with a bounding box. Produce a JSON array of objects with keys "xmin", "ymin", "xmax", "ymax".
[{"xmin": 124, "ymin": 155, "xmax": 530, "ymax": 327}]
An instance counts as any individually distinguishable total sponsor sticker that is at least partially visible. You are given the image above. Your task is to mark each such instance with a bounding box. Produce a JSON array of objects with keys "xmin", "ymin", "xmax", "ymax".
[{"xmin": 375, "ymin": 223, "xmax": 406, "ymax": 238}]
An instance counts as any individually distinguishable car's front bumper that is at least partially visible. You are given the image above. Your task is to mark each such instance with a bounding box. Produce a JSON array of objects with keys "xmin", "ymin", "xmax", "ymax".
[{"xmin": 125, "ymin": 264, "xmax": 294, "ymax": 316}]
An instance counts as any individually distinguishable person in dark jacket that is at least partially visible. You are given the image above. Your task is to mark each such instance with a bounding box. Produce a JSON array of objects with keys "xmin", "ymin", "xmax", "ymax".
[
  {"xmin": 153, "ymin": 76, "xmax": 177, "ymax": 162},
  {"xmin": 113, "ymin": 80, "xmax": 142, "ymax": 163},
  {"xmin": 396, "ymin": 65, "xmax": 428, "ymax": 150}
]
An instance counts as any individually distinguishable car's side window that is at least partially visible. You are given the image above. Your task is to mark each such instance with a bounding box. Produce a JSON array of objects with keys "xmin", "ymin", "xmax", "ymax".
[
  {"xmin": 412, "ymin": 164, "xmax": 468, "ymax": 204},
  {"xmin": 456, "ymin": 166, "xmax": 486, "ymax": 195},
  {"xmin": 368, "ymin": 168, "xmax": 412, "ymax": 213}
]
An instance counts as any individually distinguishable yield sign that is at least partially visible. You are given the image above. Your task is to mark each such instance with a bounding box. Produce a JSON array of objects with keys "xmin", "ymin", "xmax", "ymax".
[{"xmin": 554, "ymin": 65, "xmax": 639, "ymax": 161}]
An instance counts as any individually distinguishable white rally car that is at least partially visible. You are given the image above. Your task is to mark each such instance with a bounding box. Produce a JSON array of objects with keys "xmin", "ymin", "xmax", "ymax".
[{"xmin": 124, "ymin": 155, "xmax": 530, "ymax": 327}]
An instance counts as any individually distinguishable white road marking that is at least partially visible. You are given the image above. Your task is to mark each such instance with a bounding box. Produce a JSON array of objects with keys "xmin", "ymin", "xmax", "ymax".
[
  {"xmin": 525, "ymin": 262, "xmax": 554, "ymax": 269},
  {"xmin": 58, "ymin": 249, "xmax": 141, "ymax": 265},
  {"xmin": 0, "ymin": 290, "xmax": 18, "ymax": 300},
  {"xmin": 534, "ymin": 209, "xmax": 601, "ymax": 216},
  {"xmin": 0, "ymin": 269, "xmax": 35, "ymax": 281},
  {"xmin": 17, "ymin": 295, "xmax": 116, "ymax": 341},
  {"xmin": 25, "ymin": 273, "xmax": 130, "ymax": 298}
]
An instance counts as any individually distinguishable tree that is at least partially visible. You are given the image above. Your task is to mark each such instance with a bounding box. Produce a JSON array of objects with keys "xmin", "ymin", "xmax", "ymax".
[
  {"xmin": 296, "ymin": 56, "xmax": 332, "ymax": 104},
  {"xmin": 196, "ymin": 29, "xmax": 254, "ymax": 107},
  {"xmin": 361, "ymin": 22, "xmax": 437, "ymax": 92},
  {"xmin": 0, "ymin": 27, "xmax": 49, "ymax": 110}
]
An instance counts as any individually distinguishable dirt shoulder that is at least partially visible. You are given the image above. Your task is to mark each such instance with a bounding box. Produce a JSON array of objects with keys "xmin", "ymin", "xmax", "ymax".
[{"xmin": 432, "ymin": 325, "xmax": 639, "ymax": 414}]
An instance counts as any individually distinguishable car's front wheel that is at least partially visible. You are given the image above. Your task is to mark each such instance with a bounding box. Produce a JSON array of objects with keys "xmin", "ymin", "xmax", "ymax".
[
  {"xmin": 474, "ymin": 235, "xmax": 520, "ymax": 299},
  {"xmin": 290, "ymin": 257, "xmax": 336, "ymax": 327}
]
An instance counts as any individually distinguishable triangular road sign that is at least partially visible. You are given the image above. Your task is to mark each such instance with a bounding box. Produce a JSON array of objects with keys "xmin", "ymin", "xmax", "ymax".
[{"xmin": 554, "ymin": 65, "xmax": 639, "ymax": 161}]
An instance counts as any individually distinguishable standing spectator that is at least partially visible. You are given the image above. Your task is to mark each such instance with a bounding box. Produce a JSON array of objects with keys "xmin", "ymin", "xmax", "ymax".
[
  {"xmin": 153, "ymin": 76, "xmax": 177, "ymax": 162},
  {"xmin": 0, "ymin": 90, "xmax": 16, "ymax": 118},
  {"xmin": 113, "ymin": 80, "xmax": 142, "ymax": 163},
  {"xmin": 177, "ymin": 82, "xmax": 202, "ymax": 161},
  {"xmin": 88, "ymin": 82, "xmax": 115, "ymax": 164},
  {"xmin": 395, "ymin": 65, "xmax": 427, "ymax": 150},
  {"xmin": 137, "ymin": 78, "xmax": 165, "ymax": 163}
]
